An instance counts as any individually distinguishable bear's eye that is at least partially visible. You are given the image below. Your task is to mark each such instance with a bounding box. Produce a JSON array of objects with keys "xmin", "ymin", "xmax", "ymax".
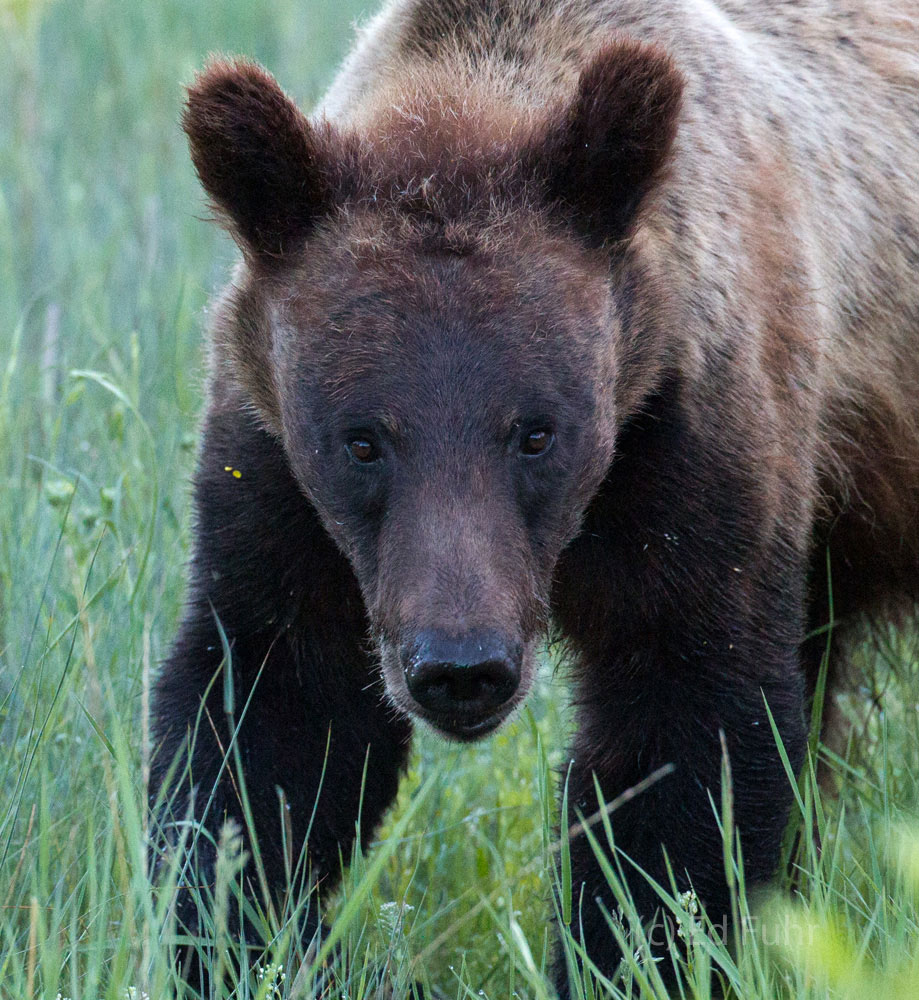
[
  {"xmin": 347, "ymin": 438, "xmax": 377, "ymax": 464},
  {"xmin": 520, "ymin": 427, "xmax": 554, "ymax": 457}
]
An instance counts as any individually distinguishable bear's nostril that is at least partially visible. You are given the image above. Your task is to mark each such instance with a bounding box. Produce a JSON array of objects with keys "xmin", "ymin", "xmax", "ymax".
[
  {"xmin": 411, "ymin": 657, "xmax": 516, "ymax": 708},
  {"xmin": 403, "ymin": 630, "xmax": 522, "ymax": 719}
]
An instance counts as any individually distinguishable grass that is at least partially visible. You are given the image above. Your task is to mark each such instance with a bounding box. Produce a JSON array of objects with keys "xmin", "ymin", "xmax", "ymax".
[{"xmin": 1, "ymin": 0, "xmax": 918, "ymax": 997}]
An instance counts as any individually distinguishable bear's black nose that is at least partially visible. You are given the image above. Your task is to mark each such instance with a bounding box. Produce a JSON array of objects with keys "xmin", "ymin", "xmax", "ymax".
[{"xmin": 403, "ymin": 630, "xmax": 522, "ymax": 728}]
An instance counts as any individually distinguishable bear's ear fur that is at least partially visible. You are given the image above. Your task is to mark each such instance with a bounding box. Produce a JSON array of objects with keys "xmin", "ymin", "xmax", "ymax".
[
  {"xmin": 183, "ymin": 59, "xmax": 328, "ymax": 260},
  {"xmin": 526, "ymin": 38, "xmax": 684, "ymax": 244}
]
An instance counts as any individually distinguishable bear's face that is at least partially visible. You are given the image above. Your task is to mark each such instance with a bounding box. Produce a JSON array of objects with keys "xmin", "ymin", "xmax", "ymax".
[
  {"xmin": 183, "ymin": 44, "xmax": 682, "ymax": 737},
  {"xmin": 266, "ymin": 216, "xmax": 617, "ymax": 737}
]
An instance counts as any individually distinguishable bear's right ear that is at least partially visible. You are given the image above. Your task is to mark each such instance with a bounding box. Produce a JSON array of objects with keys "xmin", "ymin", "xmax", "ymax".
[{"xmin": 183, "ymin": 59, "xmax": 328, "ymax": 260}]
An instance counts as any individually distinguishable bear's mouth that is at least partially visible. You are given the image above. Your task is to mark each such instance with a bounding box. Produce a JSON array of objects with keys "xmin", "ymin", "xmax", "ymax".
[{"xmin": 420, "ymin": 707, "xmax": 512, "ymax": 742}]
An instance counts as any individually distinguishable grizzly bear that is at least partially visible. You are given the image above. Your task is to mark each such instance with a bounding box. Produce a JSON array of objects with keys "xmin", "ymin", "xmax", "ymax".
[{"xmin": 150, "ymin": 0, "xmax": 919, "ymax": 993}]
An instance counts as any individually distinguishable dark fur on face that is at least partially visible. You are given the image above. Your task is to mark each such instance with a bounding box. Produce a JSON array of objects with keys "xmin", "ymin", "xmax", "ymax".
[{"xmin": 182, "ymin": 44, "xmax": 681, "ymax": 734}]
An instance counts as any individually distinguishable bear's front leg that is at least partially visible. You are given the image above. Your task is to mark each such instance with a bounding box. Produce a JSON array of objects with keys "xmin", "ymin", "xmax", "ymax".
[
  {"xmin": 555, "ymin": 649, "xmax": 805, "ymax": 993},
  {"xmin": 550, "ymin": 390, "xmax": 810, "ymax": 994},
  {"xmin": 149, "ymin": 396, "xmax": 412, "ymax": 974}
]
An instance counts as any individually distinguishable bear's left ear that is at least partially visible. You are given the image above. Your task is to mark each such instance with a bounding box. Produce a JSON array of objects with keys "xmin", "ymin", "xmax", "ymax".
[
  {"xmin": 183, "ymin": 58, "xmax": 330, "ymax": 261},
  {"xmin": 524, "ymin": 38, "xmax": 684, "ymax": 245}
]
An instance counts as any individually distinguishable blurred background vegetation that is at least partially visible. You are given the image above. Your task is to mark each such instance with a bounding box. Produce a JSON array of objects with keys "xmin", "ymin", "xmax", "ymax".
[{"xmin": 1, "ymin": 1, "xmax": 918, "ymax": 998}]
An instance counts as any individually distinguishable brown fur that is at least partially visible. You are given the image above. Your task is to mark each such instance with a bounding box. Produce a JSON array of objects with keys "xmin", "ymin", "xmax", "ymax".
[
  {"xmin": 183, "ymin": 59, "xmax": 329, "ymax": 258},
  {"xmin": 158, "ymin": 2, "xmax": 919, "ymax": 993},
  {"xmin": 316, "ymin": 0, "xmax": 919, "ymax": 659}
]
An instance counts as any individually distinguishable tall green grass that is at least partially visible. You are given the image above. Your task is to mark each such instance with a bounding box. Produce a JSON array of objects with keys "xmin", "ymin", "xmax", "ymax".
[{"xmin": 1, "ymin": 1, "xmax": 919, "ymax": 997}]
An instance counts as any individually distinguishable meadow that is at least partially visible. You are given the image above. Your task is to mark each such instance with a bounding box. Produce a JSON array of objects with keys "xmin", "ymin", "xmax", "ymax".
[{"xmin": 1, "ymin": 1, "xmax": 918, "ymax": 997}]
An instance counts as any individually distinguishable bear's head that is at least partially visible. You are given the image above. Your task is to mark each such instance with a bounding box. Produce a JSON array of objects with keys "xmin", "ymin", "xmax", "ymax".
[{"xmin": 183, "ymin": 42, "xmax": 683, "ymax": 740}]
